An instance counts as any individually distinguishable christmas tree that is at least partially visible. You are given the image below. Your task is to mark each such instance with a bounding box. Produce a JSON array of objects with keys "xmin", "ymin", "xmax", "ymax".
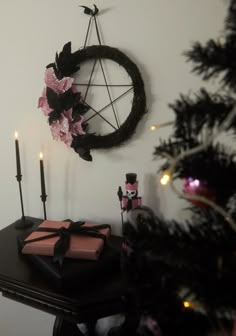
[{"xmin": 109, "ymin": 1, "xmax": 236, "ymax": 335}]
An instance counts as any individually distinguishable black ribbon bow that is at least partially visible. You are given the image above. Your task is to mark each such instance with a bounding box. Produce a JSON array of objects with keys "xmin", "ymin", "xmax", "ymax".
[
  {"xmin": 80, "ymin": 4, "xmax": 99, "ymax": 17},
  {"xmin": 23, "ymin": 221, "xmax": 110, "ymax": 267}
]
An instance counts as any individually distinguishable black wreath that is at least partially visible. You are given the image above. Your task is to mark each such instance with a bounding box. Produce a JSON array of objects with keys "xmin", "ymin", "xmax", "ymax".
[{"xmin": 42, "ymin": 42, "xmax": 146, "ymax": 161}]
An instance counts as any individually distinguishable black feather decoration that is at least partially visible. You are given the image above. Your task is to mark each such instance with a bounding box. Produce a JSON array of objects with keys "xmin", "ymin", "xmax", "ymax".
[{"xmin": 46, "ymin": 42, "xmax": 80, "ymax": 79}]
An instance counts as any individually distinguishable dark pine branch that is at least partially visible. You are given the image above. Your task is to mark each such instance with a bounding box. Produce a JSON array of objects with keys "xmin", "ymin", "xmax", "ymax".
[
  {"xmin": 185, "ymin": 38, "xmax": 236, "ymax": 90},
  {"xmin": 225, "ymin": 0, "xmax": 236, "ymax": 38},
  {"xmin": 170, "ymin": 89, "xmax": 235, "ymax": 140},
  {"xmin": 125, "ymin": 2, "xmax": 236, "ymax": 333},
  {"xmin": 124, "ymin": 208, "xmax": 236, "ymax": 315},
  {"xmin": 185, "ymin": 40, "xmax": 228, "ymax": 80},
  {"xmin": 153, "ymin": 139, "xmax": 196, "ymax": 160}
]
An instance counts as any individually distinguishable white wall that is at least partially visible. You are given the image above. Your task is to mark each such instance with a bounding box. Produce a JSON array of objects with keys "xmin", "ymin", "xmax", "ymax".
[{"xmin": 0, "ymin": 0, "xmax": 227, "ymax": 335}]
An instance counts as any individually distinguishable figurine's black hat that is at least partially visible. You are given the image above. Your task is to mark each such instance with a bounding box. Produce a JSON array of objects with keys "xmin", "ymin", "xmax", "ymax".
[{"xmin": 126, "ymin": 173, "xmax": 137, "ymax": 184}]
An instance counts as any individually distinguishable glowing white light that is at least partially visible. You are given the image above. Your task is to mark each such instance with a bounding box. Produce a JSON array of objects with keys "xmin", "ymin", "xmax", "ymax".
[{"xmin": 160, "ymin": 173, "xmax": 170, "ymax": 185}]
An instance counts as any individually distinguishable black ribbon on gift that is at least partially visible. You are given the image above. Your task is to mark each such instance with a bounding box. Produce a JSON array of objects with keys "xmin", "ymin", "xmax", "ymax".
[{"xmin": 23, "ymin": 221, "xmax": 111, "ymax": 266}]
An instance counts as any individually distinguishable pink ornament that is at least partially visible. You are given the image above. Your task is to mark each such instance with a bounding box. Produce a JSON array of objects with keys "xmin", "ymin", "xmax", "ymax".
[
  {"xmin": 44, "ymin": 67, "xmax": 74, "ymax": 94},
  {"xmin": 183, "ymin": 178, "xmax": 216, "ymax": 208}
]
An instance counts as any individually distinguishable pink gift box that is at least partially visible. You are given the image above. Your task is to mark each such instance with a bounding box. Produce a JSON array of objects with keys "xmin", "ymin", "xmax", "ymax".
[{"xmin": 22, "ymin": 220, "xmax": 111, "ymax": 260}]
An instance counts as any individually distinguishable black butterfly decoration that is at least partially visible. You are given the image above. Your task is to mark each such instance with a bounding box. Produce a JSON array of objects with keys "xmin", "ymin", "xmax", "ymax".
[{"xmin": 46, "ymin": 87, "xmax": 89, "ymax": 124}]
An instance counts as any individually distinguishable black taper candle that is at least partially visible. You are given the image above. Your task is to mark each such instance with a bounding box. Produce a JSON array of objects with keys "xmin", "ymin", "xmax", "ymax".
[
  {"xmin": 39, "ymin": 152, "xmax": 47, "ymax": 220},
  {"xmin": 15, "ymin": 132, "xmax": 22, "ymax": 181},
  {"xmin": 39, "ymin": 152, "xmax": 46, "ymax": 199},
  {"xmin": 117, "ymin": 186, "xmax": 124, "ymax": 235},
  {"xmin": 13, "ymin": 131, "xmax": 33, "ymax": 229}
]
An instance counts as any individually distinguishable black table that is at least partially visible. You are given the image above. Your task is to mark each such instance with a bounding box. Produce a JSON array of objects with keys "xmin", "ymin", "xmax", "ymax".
[{"xmin": 0, "ymin": 217, "xmax": 126, "ymax": 336}]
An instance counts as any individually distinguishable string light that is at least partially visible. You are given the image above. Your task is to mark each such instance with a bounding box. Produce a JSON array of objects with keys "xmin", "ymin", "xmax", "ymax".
[
  {"xmin": 150, "ymin": 121, "xmax": 174, "ymax": 131},
  {"xmin": 183, "ymin": 301, "xmax": 192, "ymax": 308},
  {"xmin": 150, "ymin": 125, "xmax": 157, "ymax": 131},
  {"xmin": 160, "ymin": 105, "xmax": 236, "ymax": 232},
  {"xmin": 160, "ymin": 171, "xmax": 171, "ymax": 185}
]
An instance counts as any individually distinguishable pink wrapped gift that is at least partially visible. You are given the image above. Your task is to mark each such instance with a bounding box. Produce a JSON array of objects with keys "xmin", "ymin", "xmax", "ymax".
[{"xmin": 22, "ymin": 220, "xmax": 111, "ymax": 261}]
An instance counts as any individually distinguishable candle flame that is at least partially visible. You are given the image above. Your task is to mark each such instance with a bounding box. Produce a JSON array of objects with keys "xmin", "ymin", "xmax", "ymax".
[
  {"xmin": 15, "ymin": 131, "xmax": 18, "ymax": 139},
  {"xmin": 39, "ymin": 152, "xmax": 43, "ymax": 160}
]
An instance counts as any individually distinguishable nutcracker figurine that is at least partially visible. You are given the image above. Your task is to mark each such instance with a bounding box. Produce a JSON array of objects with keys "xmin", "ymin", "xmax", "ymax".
[
  {"xmin": 119, "ymin": 173, "xmax": 142, "ymax": 211},
  {"xmin": 117, "ymin": 173, "xmax": 142, "ymax": 232}
]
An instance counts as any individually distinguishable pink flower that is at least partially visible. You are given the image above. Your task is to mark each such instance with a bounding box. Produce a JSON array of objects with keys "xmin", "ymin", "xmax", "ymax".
[
  {"xmin": 63, "ymin": 109, "xmax": 85, "ymax": 135},
  {"xmin": 50, "ymin": 114, "xmax": 72, "ymax": 147},
  {"xmin": 49, "ymin": 108, "xmax": 85, "ymax": 147},
  {"xmin": 45, "ymin": 67, "xmax": 74, "ymax": 94},
  {"xmin": 38, "ymin": 88, "xmax": 53, "ymax": 116},
  {"xmin": 70, "ymin": 116, "xmax": 85, "ymax": 135},
  {"xmin": 60, "ymin": 132, "xmax": 73, "ymax": 147},
  {"xmin": 63, "ymin": 109, "xmax": 73, "ymax": 122}
]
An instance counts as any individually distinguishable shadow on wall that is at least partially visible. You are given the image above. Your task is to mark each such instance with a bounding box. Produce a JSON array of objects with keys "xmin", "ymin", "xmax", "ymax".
[{"xmin": 143, "ymin": 173, "xmax": 161, "ymax": 215}]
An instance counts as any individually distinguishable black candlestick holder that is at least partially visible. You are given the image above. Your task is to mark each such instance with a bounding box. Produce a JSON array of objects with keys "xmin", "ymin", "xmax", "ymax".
[
  {"xmin": 41, "ymin": 194, "xmax": 47, "ymax": 220},
  {"xmin": 117, "ymin": 186, "xmax": 124, "ymax": 234},
  {"xmin": 14, "ymin": 174, "xmax": 33, "ymax": 229}
]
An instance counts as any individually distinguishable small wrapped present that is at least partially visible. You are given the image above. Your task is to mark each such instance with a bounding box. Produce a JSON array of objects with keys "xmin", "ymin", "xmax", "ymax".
[
  {"xmin": 21, "ymin": 220, "xmax": 111, "ymax": 266},
  {"xmin": 17, "ymin": 220, "xmax": 121, "ymax": 289}
]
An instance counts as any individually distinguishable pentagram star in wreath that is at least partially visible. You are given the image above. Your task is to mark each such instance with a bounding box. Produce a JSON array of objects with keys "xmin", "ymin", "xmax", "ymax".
[
  {"xmin": 73, "ymin": 58, "xmax": 134, "ymax": 134},
  {"xmin": 38, "ymin": 5, "xmax": 146, "ymax": 161}
]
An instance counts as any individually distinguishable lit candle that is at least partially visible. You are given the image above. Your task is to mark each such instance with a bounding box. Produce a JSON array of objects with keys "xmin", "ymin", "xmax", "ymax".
[
  {"xmin": 15, "ymin": 131, "xmax": 22, "ymax": 178},
  {"xmin": 39, "ymin": 152, "xmax": 46, "ymax": 200}
]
